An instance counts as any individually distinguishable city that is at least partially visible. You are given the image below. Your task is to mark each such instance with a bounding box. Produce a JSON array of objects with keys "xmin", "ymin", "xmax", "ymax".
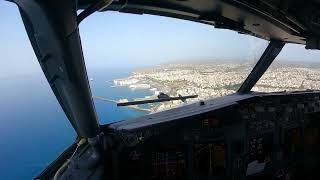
[{"xmin": 113, "ymin": 62, "xmax": 320, "ymax": 111}]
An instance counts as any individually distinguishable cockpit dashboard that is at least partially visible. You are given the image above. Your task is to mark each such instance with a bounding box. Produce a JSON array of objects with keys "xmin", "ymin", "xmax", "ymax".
[{"xmin": 100, "ymin": 91, "xmax": 320, "ymax": 180}]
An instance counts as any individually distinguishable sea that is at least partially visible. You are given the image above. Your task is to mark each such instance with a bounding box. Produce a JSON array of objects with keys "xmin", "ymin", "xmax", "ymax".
[{"xmin": 0, "ymin": 67, "xmax": 151, "ymax": 179}]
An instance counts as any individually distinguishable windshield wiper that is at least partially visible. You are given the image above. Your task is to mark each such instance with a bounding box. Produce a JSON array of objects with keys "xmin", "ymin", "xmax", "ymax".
[{"xmin": 117, "ymin": 93, "xmax": 198, "ymax": 106}]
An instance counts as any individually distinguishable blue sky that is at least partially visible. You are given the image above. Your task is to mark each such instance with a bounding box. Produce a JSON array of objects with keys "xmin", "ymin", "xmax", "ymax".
[{"xmin": 1, "ymin": 1, "xmax": 320, "ymax": 78}]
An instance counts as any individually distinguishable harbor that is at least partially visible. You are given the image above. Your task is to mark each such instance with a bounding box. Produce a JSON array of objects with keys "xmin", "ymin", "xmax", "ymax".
[{"xmin": 93, "ymin": 96, "xmax": 152, "ymax": 113}]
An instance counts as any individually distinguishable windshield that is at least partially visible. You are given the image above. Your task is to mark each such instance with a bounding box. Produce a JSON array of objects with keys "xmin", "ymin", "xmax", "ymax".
[
  {"xmin": 252, "ymin": 44, "xmax": 320, "ymax": 92},
  {"xmin": 80, "ymin": 12, "xmax": 268, "ymax": 123}
]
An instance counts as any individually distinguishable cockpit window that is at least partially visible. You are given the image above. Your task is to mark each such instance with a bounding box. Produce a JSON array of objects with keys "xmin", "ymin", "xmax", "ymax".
[
  {"xmin": 252, "ymin": 44, "xmax": 320, "ymax": 92},
  {"xmin": 80, "ymin": 12, "xmax": 268, "ymax": 123}
]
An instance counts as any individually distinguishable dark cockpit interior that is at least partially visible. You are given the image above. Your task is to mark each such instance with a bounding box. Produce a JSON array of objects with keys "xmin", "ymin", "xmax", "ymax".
[
  {"xmin": 7, "ymin": 0, "xmax": 320, "ymax": 179},
  {"xmin": 104, "ymin": 92, "xmax": 320, "ymax": 180},
  {"xmin": 37, "ymin": 91, "xmax": 320, "ymax": 180}
]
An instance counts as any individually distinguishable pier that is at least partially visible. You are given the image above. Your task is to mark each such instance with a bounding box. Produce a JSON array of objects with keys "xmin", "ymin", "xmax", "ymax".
[{"xmin": 93, "ymin": 96, "xmax": 152, "ymax": 113}]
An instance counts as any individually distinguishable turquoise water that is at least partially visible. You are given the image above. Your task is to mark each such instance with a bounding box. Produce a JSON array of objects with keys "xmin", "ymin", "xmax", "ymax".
[
  {"xmin": 88, "ymin": 68, "xmax": 151, "ymax": 124},
  {"xmin": 0, "ymin": 68, "xmax": 150, "ymax": 179}
]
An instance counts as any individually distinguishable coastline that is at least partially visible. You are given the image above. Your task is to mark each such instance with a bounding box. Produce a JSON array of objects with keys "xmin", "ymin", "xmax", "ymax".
[{"xmin": 111, "ymin": 62, "xmax": 320, "ymax": 112}]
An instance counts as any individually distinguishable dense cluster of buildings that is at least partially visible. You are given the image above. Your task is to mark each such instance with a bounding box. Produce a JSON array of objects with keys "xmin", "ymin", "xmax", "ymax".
[{"xmin": 114, "ymin": 63, "xmax": 320, "ymax": 111}]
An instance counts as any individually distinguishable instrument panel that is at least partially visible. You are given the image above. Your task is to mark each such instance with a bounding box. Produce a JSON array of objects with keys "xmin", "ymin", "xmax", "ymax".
[{"xmin": 106, "ymin": 93, "xmax": 320, "ymax": 180}]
